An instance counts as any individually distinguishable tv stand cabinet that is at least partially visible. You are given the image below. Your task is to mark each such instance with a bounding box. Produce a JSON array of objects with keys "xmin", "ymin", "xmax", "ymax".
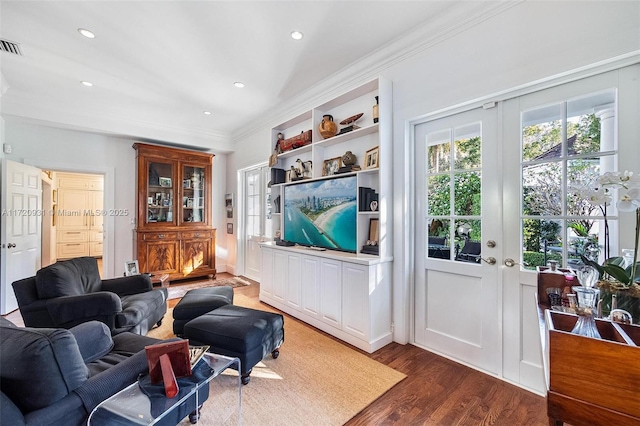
[{"xmin": 260, "ymin": 242, "xmax": 392, "ymax": 353}]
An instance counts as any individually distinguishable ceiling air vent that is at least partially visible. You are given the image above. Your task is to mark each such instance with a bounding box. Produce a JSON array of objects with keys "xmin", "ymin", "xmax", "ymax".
[{"xmin": 0, "ymin": 39, "xmax": 23, "ymax": 56}]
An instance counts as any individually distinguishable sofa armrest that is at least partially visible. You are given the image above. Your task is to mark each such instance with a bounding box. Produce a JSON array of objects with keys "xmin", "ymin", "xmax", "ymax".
[
  {"xmin": 74, "ymin": 337, "xmax": 181, "ymax": 413},
  {"xmin": 69, "ymin": 321, "xmax": 114, "ymax": 363},
  {"xmin": 46, "ymin": 292, "xmax": 122, "ymax": 327},
  {"xmin": 101, "ymin": 275, "xmax": 152, "ymax": 297},
  {"xmin": 1, "ymin": 392, "xmax": 25, "ymax": 426}
]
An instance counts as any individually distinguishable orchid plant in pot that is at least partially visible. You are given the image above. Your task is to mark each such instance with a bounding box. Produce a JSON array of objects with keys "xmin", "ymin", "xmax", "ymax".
[{"xmin": 579, "ymin": 170, "xmax": 640, "ymax": 323}]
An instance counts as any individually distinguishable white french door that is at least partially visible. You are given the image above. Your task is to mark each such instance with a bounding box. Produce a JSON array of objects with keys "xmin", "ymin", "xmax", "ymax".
[
  {"xmin": 242, "ymin": 164, "xmax": 271, "ymax": 281},
  {"xmin": 414, "ymin": 65, "xmax": 638, "ymax": 395},
  {"xmin": 414, "ymin": 106, "xmax": 502, "ymax": 376},
  {"xmin": 501, "ymin": 68, "xmax": 634, "ymax": 393}
]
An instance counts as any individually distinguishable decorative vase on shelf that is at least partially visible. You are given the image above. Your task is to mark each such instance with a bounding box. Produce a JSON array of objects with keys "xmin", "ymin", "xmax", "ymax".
[
  {"xmin": 373, "ymin": 96, "xmax": 379, "ymax": 123},
  {"xmin": 318, "ymin": 114, "xmax": 338, "ymax": 139},
  {"xmin": 342, "ymin": 151, "xmax": 356, "ymax": 166},
  {"xmin": 571, "ymin": 286, "xmax": 601, "ymax": 339}
]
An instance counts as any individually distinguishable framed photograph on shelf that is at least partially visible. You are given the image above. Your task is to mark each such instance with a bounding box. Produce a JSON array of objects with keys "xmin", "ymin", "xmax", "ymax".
[
  {"xmin": 124, "ymin": 260, "xmax": 140, "ymax": 276},
  {"xmin": 323, "ymin": 157, "xmax": 342, "ymax": 176},
  {"xmin": 365, "ymin": 146, "xmax": 379, "ymax": 169},
  {"xmin": 368, "ymin": 218, "xmax": 380, "ymax": 243},
  {"xmin": 183, "ymin": 179, "xmax": 191, "ymax": 189},
  {"xmin": 159, "ymin": 177, "xmax": 172, "ymax": 187},
  {"xmin": 227, "ymin": 223, "xmax": 233, "ymax": 234}
]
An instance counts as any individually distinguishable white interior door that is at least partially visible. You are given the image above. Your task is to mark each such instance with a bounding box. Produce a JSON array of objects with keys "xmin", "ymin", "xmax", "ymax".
[
  {"xmin": 243, "ymin": 165, "xmax": 270, "ymax": 281},
  {"xmin": 414, "ymin": 107, "xmax": 502, "ymax": 375},
  {"xmin": 1, "ymin": 160, "xmax": 42, "ymax": 314}
]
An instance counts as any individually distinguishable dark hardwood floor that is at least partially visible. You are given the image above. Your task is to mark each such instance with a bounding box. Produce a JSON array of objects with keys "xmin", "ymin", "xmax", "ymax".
[
  {"xmin": 5, "ymin": 275, "xmax": 549, "ymax": 425},
  {"xmin": 232, "ymin": 280, "xmax": 549, "ymax": 425}
]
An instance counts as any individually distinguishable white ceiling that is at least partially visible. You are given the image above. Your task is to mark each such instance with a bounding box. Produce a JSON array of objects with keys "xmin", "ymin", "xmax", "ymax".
[{"xmin": 0, "ymin": 1, "xmax": 505, "ymax": 152}]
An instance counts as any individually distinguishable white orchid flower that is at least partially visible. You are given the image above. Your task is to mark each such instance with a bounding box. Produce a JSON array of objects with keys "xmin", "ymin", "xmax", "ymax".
[
  {"xmin": 582, "ymin": 187, "xmax": 611, "ymax": 206},
  {"xmin": 598, "ymin": 171, "xmax": 622, "ymax": 185},
  {"xmin": 617, "ymin": 188, "xmax": 640, "ymax": 212}
]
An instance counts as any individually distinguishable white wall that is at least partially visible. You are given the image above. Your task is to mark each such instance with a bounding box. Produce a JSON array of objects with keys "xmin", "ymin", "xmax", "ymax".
[
  {"xmin": 229, "ymin": 1, "xmax": 640, "ymax": 343},
  {"xmin": 2, "ymin": 120, "xmax": 229, "ymax": 277}
]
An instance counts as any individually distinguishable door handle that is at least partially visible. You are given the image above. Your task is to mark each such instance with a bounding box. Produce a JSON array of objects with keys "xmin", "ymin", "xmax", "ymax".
[
  {"xmin": 7, "ymin": 243, "xmax": 16, "ymax": 248},
  {"xmin": 504, "ymin": 258, "xmax": 516, "ymax": 267},
  {"xmin": 481, "ymin": 256, "xmax": 496, "ymax": 265}
]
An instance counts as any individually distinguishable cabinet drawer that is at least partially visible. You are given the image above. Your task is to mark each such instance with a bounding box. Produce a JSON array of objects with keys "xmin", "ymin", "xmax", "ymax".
[
  {"xmin": 142, "ymin": 232, "xmax": 178, "ymax": 241},
  {"xmin": 57, "ymin": 230, "xmax": 89, "ymax": 243},
  {"xmin": 90, "ymin": 241, "xmax": 103, "ymax": 256},
  {"xmin": 57, "ymin": 242, "xmax": 89, "ymax": 259},
  {"xmin": 181, "ymin": 230, "xmax": 212, "ymax": 239},
  {"xmin": 90, "ymin": 230, "xmax": 104, "ymax": 242}
]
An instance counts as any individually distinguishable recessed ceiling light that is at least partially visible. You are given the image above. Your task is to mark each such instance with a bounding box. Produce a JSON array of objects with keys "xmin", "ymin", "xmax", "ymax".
[
  {"xmin": 81, "ymin": 81, "xmax": 93, "ymax": 87},
  {"xmin": 234, "ymin": 82, "xmax": 245, "ymax": 88},
  {"xmin": 203, "ymin": 111, "xmax": 211, "ymax": 115},
  {"xmin": 290, "ymin": 31, "xmax": 303, "ymax": 40},
  {"xmin": 78, "ymin": 28, "xmax": 95, "ymax": 39}
]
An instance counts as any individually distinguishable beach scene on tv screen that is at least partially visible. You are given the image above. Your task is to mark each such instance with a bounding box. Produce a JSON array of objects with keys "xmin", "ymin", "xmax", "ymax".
[{"xmin": 284, "ymin": 176, "xmax": 357, "ymax": 252}]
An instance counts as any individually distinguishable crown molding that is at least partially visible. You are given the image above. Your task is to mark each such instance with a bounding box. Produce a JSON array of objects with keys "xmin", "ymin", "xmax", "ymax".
[{"xmin": 2, "ymin": 98, "xmax": 234, "ymax": 153}]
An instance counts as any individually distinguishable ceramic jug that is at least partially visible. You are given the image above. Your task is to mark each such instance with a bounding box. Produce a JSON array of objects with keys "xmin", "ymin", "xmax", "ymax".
[{"xmin": 318, "ymin": 114, "xmax": 338, "ymax": 139}]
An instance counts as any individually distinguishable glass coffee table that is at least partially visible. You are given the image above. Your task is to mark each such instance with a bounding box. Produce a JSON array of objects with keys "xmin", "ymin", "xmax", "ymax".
[{"xmin": 88, "ymin": 353, "xmax": 241, "ymax": 425}]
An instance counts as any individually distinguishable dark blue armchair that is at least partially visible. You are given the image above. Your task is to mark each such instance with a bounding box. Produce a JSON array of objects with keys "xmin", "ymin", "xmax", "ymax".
[{"xmin": 12, "ymin": 257, "xmax": 167, "ymax": 335}]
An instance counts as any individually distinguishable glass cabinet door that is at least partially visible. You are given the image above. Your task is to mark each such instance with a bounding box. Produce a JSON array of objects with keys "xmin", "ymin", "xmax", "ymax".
[
  {"xmin": 182, "ymin": 165, "xmax": 205, "ymax": 224},
  {"xmin": 147, "ymin": 161, "xmax": 174, "ymax": 224}
]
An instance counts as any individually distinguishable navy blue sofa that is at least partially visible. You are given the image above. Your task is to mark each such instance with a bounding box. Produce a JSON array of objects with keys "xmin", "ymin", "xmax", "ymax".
[{"xmin": 0, "ymin": 317, "xmax": 209, "ymax": 425}]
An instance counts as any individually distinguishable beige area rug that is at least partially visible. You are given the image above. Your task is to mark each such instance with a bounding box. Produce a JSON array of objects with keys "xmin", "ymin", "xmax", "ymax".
[
  {"xmin": 147, "ymin": 293, "xmax": 406, "ymax": 425},
  {"xmin": 167, "ymin": 277, "xmax": 252, "ymax": 300}
]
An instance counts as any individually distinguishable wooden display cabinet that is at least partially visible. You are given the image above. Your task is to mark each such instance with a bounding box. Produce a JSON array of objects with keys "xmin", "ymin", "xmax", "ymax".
[{"xmin": 133, "ymin": 143, "xmax": 216, "ymax": 281}]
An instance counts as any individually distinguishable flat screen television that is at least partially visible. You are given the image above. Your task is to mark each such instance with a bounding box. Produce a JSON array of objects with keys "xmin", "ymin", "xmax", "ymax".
[{"xmin": 283, "ymin": 174, "xmax": 357, "ymax": 253}]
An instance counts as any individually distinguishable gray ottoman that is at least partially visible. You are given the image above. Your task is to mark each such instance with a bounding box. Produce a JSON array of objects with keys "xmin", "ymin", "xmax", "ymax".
[
  {"xmin": 172, "ymin": 286, "xmax": 234, "ymax": 336},
  {"xmin": 183, "ymin": 305, "xmax": 284, "ymax": 385}
]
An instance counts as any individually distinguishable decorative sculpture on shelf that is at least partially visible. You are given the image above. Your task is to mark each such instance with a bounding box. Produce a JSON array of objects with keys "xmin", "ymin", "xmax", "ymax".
[
  {"xmin": 295, "ymin": 158, "xmax": 313, "ymax": 179},
  {"xmin": 338, "ymin": 113, "xmax": 364, "ymax": 135}
]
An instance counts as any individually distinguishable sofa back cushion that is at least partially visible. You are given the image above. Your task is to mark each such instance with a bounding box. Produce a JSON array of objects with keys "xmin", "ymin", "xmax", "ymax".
[
  {"xmin": 35, "ymin": 257, "xmax": 102, "ymax": 299},
  {"xmin": 0, "ymin": 324, "xmax": 89, "ymax": 413}
]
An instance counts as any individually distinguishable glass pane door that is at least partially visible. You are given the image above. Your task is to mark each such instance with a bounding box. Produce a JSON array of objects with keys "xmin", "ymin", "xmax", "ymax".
[
  {"xmin": 147, "ymin": 161, "xmax": 174, "ymax": 224},
  {"xmin": 182, "ymin": 165, "xmax": 205, "ymax": 223}
]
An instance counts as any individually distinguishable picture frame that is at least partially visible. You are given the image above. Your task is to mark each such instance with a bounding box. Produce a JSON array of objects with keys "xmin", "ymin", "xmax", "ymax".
[
  {"xmin": 323, "ymin": 157, "xmax": 342, "ymax": 176},
  {"xmin": 144, "ymin": 340, "xmax": 191, "ymax": 396},
  {"xmin": 183, "ymin": 179, "xmax": 191, "ymax": 189},
  {"xmin": 365, "ymin": 146, "xmax": 379, "ymax": 169},
  {"xmin": 124, "ymin": 260, "xmax": 140, "ymax": 276},
  {"xmin": 227, "ymin": 223, "xmax": 233, "ymax": 234},
  {"xmin": 225, "ymin": 193, "xmax": 234, "ymax": 218},
  {"xmin": 368, "ymin": 218, "xmax": 380, "ymax": 243},
  {"xmin": 159, "ymin": 177, "xmax": 172, "ymax": 187}
]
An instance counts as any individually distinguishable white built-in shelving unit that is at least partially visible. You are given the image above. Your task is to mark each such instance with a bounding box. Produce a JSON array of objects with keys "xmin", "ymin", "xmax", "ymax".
[{"xmin": 260, "ymin": 77, "xmax": 393, "ymax": 353}]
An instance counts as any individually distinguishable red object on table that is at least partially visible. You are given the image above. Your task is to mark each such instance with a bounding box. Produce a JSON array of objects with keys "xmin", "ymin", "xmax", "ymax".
[
  {"xmin": 158, "ymin": 353, "xmax": 179, "ymax": 398},
  {"xmin": 145, "ymin": 340, "xmax": 191, "ymax": 398}
]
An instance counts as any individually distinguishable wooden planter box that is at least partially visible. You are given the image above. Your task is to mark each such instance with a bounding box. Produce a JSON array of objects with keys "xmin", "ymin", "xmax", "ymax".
[{"xmin": 538, "ymin": 269, "xmax": 640, "ymax": 425}]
